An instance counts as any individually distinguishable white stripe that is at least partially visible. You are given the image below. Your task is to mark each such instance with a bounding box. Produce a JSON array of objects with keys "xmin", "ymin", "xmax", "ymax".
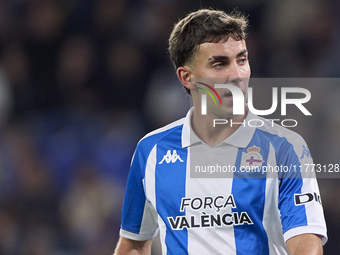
[
  {"xmin": 297, "ymin": 178, "xmax": 327, "ymax": 245},
  {"xmin": 158, "ymin": 215, "xmax": 167, "ymax": 255},
  {"xmin": 145, "ymin": 145, "xmax": 157, "ymax": 205},
  {"xmin": 262, "ymin": 143, "xmax": 289, "ymax": 255},
  {"xmin": 139, "ymin": 145, "xmax": 159, "ymax": 239},
  {"xmin": 186, "ymin": 145, "xmax": 237, "ymax": 255}
]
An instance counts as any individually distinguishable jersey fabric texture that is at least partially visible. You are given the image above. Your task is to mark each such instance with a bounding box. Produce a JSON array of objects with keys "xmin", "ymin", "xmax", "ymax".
[{"xmin": 119, "ymin": 109, "xmax": 327, "ymax": 255}]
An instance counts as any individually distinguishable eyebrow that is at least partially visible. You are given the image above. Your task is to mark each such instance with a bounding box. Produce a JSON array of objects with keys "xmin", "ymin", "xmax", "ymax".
[
  {"xmin": 207, "ymin": 50, "xmax": 248, "ymax": 62},
  {"xmin": 236, "ymin": 49, "xmax": 248, "ymax": 58}
]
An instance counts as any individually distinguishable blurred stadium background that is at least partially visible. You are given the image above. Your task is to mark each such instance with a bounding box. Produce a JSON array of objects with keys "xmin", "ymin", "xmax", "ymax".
[{"xmin": 0, "ymin": 0, "xmax": 339, "ymax": 254}]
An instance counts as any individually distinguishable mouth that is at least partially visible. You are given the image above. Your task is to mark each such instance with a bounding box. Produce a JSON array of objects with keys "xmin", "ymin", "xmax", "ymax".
[
  {"xmin": 223, "ymin": 91, "xmax": 233, "ymax": 102},
  {"xmin": 225, "ymin": 91, "xmax": 233, "ymax": 98}
]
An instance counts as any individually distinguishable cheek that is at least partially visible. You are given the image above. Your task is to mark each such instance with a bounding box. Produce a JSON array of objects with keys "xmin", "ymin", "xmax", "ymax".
[
  {"xmin": 244, "ymin": 90, "xmax": 248, "ymax": 102},
  {"xmin": 240, "ymin": 80, "xmax": 249, "ymax": 98},
  {"xmin": 191, "ymin": 68, "xmax": 205, "ymax": 78},
  {"xmin": 243, "ymin": 63, "xmax": 251, "ymax": 77}
]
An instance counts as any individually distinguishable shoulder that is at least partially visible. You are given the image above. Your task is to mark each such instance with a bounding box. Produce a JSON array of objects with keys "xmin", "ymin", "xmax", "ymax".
[
  {"xmin": 135, "ymin": 117, "xmax": 185, "ymax": 155},
  {"xmin": 251, "ymin": 116, "xmax": 310, "ymax": 161},
  {"xmin": 255, "ymin": 116, "xmax": 306, "ymax": 146},
  {"xmin": 141, "ymin": 117, "xmax": 185, "ymax": 141}
]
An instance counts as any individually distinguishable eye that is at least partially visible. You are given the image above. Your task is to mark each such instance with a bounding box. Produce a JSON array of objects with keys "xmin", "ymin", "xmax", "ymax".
[
  {"xmin": 212, "ymin": 63, "xmax": 224, "ymax": 68},
  {"xmin": 239, "ymin": 57, "xmax": 247, "ymax": 65}
]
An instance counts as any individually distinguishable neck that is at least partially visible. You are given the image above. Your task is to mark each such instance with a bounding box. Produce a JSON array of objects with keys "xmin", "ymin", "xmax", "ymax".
[{"xmin": 191, "ymin": 108, "xmax": 247, "ymax": 147}]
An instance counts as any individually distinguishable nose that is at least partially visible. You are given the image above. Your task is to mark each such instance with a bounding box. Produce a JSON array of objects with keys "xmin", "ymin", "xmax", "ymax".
[{"xmin": 228, "ymin": 62, "xmax": 242, "ymax": 85}]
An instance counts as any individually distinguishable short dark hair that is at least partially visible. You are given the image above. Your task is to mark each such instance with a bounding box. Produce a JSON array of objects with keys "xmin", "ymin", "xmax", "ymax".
[{"xmin": 169, "ymin": 9, "xmax": 249, "ymax": 94}]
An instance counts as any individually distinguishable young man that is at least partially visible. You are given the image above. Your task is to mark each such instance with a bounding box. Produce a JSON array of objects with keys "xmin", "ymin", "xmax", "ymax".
[{"xmin": 114, "ymin": 9, "xmax": 327, "ymax": 255}]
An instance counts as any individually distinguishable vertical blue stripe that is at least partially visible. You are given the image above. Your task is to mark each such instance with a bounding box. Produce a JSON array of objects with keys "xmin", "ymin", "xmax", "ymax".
[
  {"xmin": 155, "ymin": 127, "xmax": 188, "ymax": 255},
  {"xmin": 256, "ymin": 129, "xmax": 307, "ymax": 234},
  {"xmin": 121, "ymin": 146, "xmax": 150, "ymax": 233},
  {"xmin": 276, "ymin": 135, "xmax": 306, "ymax": 233},
  {"xmin": 121, "ymin": 125, "xmax": 183, "ymax": 234},
  {"xmin": 232, "ymin": 131, "xmax": 269, "ymax": 255}
]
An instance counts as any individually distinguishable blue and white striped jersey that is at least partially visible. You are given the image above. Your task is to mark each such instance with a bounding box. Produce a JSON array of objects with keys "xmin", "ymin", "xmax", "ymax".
[{"xmin": 119, "ymin": 109, "xmax": 327, "ymax": 255}]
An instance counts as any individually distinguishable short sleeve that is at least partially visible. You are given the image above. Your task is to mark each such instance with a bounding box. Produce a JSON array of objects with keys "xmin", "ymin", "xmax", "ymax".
[
  {"xmin": 119, "ymin": 145, "xmax": 159, "ymax": 241},
  {"xmin": 278, "ymin": 138, "xmax": 327, "ymax": 245}
]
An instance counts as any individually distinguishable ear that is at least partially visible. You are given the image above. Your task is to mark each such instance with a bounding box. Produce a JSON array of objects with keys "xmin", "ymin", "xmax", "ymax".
[{"xmin": 176, "ymin": 66, "xmax": 192, "ymax": 91}]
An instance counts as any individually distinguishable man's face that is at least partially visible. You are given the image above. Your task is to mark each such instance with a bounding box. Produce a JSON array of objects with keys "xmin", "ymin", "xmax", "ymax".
[{"xmin": 189, "ymin": 38, "xmax": 250, "ymax": 118}]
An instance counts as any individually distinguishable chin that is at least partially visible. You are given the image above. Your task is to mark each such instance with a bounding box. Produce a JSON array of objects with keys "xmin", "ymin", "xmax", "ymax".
[{"xmin": 212, "ymin": 107, "xmax": 234, "ymax": 119}]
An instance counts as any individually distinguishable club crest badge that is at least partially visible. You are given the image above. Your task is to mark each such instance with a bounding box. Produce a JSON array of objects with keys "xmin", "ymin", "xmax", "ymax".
[{"xmin": 240, "ymin": 145, "xmax": 264, "ymax": 169}]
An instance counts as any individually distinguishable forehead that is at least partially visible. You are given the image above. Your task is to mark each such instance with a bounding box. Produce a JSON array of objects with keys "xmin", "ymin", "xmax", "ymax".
[{"xmin": 195, "ymin": 38, "xmax": 247, "ymax": 62}]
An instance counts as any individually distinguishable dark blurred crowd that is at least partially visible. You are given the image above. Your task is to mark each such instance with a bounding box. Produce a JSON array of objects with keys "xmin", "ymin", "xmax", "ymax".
[{"xmin": 0, "ymin": 0, "xmax": 339, "ymax": 254}]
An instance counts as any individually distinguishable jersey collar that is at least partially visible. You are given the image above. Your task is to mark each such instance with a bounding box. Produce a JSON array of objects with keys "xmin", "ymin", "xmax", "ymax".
[{"xmin": 181, "ymin": 107, "xmax": 257, "ymax": 148}]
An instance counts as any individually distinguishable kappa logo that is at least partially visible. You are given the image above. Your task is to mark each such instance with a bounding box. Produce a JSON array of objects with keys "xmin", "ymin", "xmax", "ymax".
[
  {"xmin": 240, "ymin": 145, "xmax": 264, "ymax": 169},
  {"xmin": 159, "ymin": 150, "xmax": 184, "ymax": 164},
  {"xmin": 300, "ymin": 145, "xmax": 311, "ymax": 159}
]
